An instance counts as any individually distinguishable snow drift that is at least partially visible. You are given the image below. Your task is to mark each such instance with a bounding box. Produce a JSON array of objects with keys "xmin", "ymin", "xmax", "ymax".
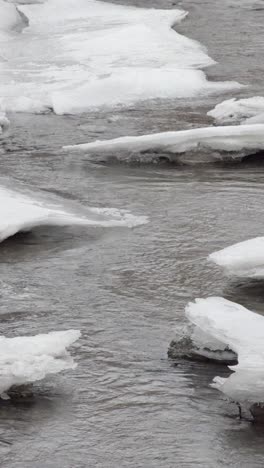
[
  {"xmin": 186, "ymin": 297, "xmax": 264, "ymax": 415},
  {"xmin": 64, "ymin": 124, "xmax": 264, "ymax": 164},
  {"xmin": 0, "ymin": 0, "xmax": 240, "ymax": 114},
  {"xmin": 0, "ymin": 329, "xmax": 80, "ymax": 398},
  {"xmin": 0, "ymin": 185, "xmax": 148, "ymax": 242},
  {"xmin": 209, "ymin": 236, "xmax": 264, "ymax": 278}
]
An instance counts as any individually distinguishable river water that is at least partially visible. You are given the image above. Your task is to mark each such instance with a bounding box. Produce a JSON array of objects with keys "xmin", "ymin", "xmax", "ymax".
[{"xmin": 1, "ymin": 0, "xmax": 264, "ymax": 466}]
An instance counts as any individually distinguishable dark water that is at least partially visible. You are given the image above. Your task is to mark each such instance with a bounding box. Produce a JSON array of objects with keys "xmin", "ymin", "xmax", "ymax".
[{"xmin": 1, "ymin": 0, "xmax": 264, "ymax": 467}]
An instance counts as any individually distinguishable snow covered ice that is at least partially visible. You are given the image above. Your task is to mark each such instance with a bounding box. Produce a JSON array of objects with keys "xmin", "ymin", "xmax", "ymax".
[
  {"xmin": 64, "ymin": 124, "xmax": 264, "ymax": 164},
  {"xmin": 0, "ymin": 0, "xmax": 240, "ymax": 114},
  {"xmin": 209, "ymin": 236, "xmax": 264, "ymax": 278},
  {"xmin": 0, "ymin": 185, "xmax": 148, "ymax": 242},
  {"xmin": 0, "ymin": 329, "xmax": 80, "ymax": 398},
  {"xmin": 186, "ymin": 297, "xmax": 264, "ymax": 416},
  {"xmin": 208, "ymin": 97, "xmax": 264, "ymax": 125}
]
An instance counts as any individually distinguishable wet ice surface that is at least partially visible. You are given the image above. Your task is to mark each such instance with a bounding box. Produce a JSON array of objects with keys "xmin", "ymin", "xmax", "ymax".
[{"xmin": 2, "ymin": 0, "xmax": 264, "ymax": 467}]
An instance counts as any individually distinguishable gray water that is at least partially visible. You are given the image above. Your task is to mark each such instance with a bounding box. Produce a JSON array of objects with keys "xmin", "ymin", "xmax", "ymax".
[{"xmin": 1, "ymin": 0, "xmax": 264, "ymax": 466}]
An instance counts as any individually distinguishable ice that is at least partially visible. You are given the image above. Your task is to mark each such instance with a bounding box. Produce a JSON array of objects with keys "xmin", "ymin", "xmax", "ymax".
[
  {"xmin": 209, "ymin": 236, "xmax": 264, "ymax": 278},
  {"xmin": 0, "ymin": 185, "xmax": 148, "ymax": 242},
  {"xmin": 186, "ymin": 297, "xmax": 264, "ymax": 410},
  {"xmin": 168, "ymin": 323, "xmax": 237, "ymax": 364},
  {"xmin": 0, "ymin": 96, "xmax": 51, "ymax": 114},
  {"xmin": 0, "ymin": 329, "xmax": 80, "ymax": 398},
  {"xmin": 0, "ymin": 111, "xmax": 9, "ymax": 134},
  {"xmin": 64, "ymin": 124, "xmax": 264, "ymax": 164},
  {"xmin": 0, "ymin": 0, "xmax": 24, "ymax": 34},
  {"xmin": 0, "ymin": 0, "xmax": 240, "ymax": 114},
  {"xmin": 208, "ymin": 97, "xmax": 264, "ymax": 124}
]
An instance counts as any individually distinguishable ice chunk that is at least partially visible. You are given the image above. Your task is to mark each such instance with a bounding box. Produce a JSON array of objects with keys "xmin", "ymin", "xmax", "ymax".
[
  {"xmin": 0, "ymin": 0, "xmax": 240, "ymax": 114},
  {"xmin": 0, "ymin": 112, "xmax": 10, "ymax": 134},
  {"xmin": 186, "ymin": 297, "xmax": 264, "ymax": 411},
  {"xmin": 208, "ymin": 97, "xmax": 264, "ymax": 124},
  {"xmin": 0, "ymin": 329, "xmax": 80, "ymax": 397},
  {"xmin": 64, "ymin": 124, "xmax": 264, "ymax": 164},
  {"xmin": 0, "ymin": 96, "xmax": 51, "ymax": 114},
  {"xmin": 168, "ymin": 324, "xmax": 237, "ymax": 364},
  {"xmin": 209, "ymin": 237, "xmax": 264, "ymax": 278},
  {"xmin": 0, "ymin": 185, "xmax": 148, "ymax": 242}
]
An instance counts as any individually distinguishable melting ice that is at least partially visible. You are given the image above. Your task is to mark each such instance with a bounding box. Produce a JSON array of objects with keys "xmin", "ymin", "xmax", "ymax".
[
  {"xmin": 0, "ymin": 0, "xmax": 240, "ymax": 114},
  {"xmin": 0, "ymin": 185, "xmax": 148, "ymax": 243},
  {"xmin": 185, "ymin": 297, "xmax": 264, "ymax": 416},
  {"xmin": 0, "ymin": 329, "xmax": 80, "ymax": 398},
  {"xmin": 64, "ymin": 124, "xmax": 264, "ymax": 164}
]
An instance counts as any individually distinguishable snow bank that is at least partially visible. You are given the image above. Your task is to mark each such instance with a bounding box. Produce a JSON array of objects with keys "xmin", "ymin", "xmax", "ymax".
[
  {"xmin": 209, "ymin": 236, "xmax": 264, "ymax": 278},
  {"xmin": 64, "ymin": 124, "xmax": 264, "ymax": 164},
  {"xmin": 0, "ymin": 329, "xmax": 80, "ymax": 398},
  {"xmin": 0, "ymin": 0, "xmax": 240, "ymax": 114},
  {"xmin": 186, "ymin": 297, "xmax": 264, "ymax": 411},
  {"xmin": 208, "ymin": 97, "xmax": 264, "ymax": 125},
  {"xmin": 0, "ymin": 185, "xmax": 148, "ymax": 242}
]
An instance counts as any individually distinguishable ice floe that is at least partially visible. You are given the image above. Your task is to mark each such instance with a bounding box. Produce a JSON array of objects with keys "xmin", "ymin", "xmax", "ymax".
[
  {"xmin": 0, "ymin": 0, "xmax": 240, "ymax": 114},
  {"xmin": 208, "ymin": 97, "xmax": 264, "ymax": 125},
  {"xmin": 0, "ymin": 185, "xmax": 148, "ymax": 242},
  {"xmin": 209, "ymin": 236, "xmax": 264, "ymax": 278},
  {"xmin": 64, "ymin": 124, "xmax": 264, "ymax": 164},
  {"xmin": 0, "ymin": 329, "xmax": 80, "ymax": 398},
  {"xmin": 186, "ymin": 297, "xmax": 264, "ymax": 415}
]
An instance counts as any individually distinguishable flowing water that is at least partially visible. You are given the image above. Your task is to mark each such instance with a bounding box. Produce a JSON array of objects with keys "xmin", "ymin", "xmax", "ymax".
[{"xmin": 1, "ymin": 0, "xmax": 264, "ymax": 466}]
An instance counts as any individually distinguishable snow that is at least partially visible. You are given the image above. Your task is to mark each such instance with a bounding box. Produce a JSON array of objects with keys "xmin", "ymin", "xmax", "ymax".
[
  {"xmin": 209, "ymin": 236, "xmax": 264, "ymax": 278},
  {"xmin": 0, "ymin": 0, "xmax": 240, "ymax": 114},
  {"xmin": 64, "ymin": 124, "xmax": 264, "ymax": 163},
  {"xmin": 0, "ymin": 185, "xmax": 148, "ymax": 242},
  {"xmin": 186, "ymin": 297, "xmax": 264, "ymax": 408},
  {"xmin": 0, "ymin": 329, "xmax": 80, "ymax": 398},
  {"xmin": 208, "ymin": 97, "xmax": 264, "ymax": 124}
]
